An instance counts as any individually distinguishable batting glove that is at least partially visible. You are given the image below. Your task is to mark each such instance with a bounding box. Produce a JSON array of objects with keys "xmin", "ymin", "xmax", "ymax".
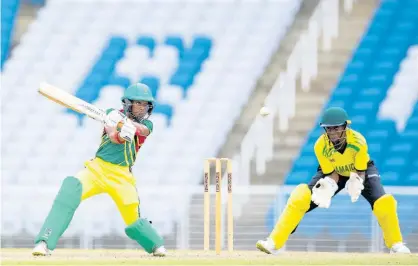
[
  {"xmin": 104, "ymin": 110, "xmax": 126, "ymax": 128},
  {"xmin": 346, "ymin": 172, "xmax": 364, "ymax": 203},
  {"xmin": 311, "ymin": 176, "xmax": 338, "ymax": 208},
  {"xmin": 119, "ymin": 119, "xmax": 136, "ymax": 142}
]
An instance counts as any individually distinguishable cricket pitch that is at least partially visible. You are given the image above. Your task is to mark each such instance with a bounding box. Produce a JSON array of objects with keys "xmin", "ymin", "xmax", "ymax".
[{"xmin": 1, "ymin": 249, "xmax": 417, "ymax": 265}]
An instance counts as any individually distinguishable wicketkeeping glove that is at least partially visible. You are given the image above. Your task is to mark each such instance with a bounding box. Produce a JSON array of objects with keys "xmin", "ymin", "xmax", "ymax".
[
  {"xmin": 311, "ymin": 176, "xmax": 338, "ymax": 208},
  {"xmin": 346, "ymin": 172, "xmax": 364, "ymax": 203}
]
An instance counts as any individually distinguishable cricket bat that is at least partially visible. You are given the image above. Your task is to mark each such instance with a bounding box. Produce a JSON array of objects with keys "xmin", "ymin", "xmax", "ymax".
[{"xmin": 38, "ymin": 82, "xmax": 107, "ymax": 123}]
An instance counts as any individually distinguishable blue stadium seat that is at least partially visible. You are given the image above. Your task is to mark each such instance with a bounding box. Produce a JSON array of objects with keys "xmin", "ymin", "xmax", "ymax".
[
  {"xmin": 327, "ymin": 197, "xmax": 371, "ymax": 239},
  {"xmin": 373, "ymin": 119, "xmax": 397, "ymax": 135},
  {"xmin": 191, "ymin": 36, "xmax": 212, "ymax": 55},
  {"xmin": 182, "ymin": 49, "xmax": 208, "ymax": 65},
  {"xmin": 351, "ymin": 48, "xmax": 374, "ymax": 65},
  {"xmin": 405, "ymin": 116, "xmax": 418, "ymax": 132},
  {"xmin": 297, "ymin": 209, "xmax": 327, "ymax": 238},
  {"xmin": 387, "ymin": 142, "xmax": 415, "ymax": 158},
  {"xmin": 74, "ymin": 85, "xmax": 100, "ymax": 104},
  {"xmin": 176, "ymin": 61, "xmax": 201, "ymax": 77},
  {"xmin": 349, "ymin": 115, "xmax": 369, "ymax": 132},
  {"xmin": 396, "ymin": 195, "xmax": 418, "ymax": 236},
  {"xmin": 305, "ymin": 128, "xmax": 323, "ymax": 149},
  {"xmin": 399, "ymin": 129, "xmax": 418, "ymax": 141},
  {"xmin": 153, "ymin": 103, "xmax": 173, "ymax": 122},
  {"xmin": 344, "ymin": 60, "xmax": 366, "ymax": 73},
  {"xmin": 367, "ymin": 21, "xmax": 390, "ymax": 36},
  {"xmin": 365, "ymin": 74, "xmax": 392, "ymax": 91},
  {"xmin": 405, "ymin": 173, "xmax": 418, "ymax": 186},
  {"xmin": 107, "ymin": 75, "xmax": 131, "ymax": 88},
  {"xmin": 90, "ymin": 59, "xmax": 115, "ymax": 75},
  {"xmin": 404, "ymin": 158, "xmax": 418, "ymax": 180},
  {"xmin": 81, "ymin": 73, "xmax": 108, "ymax": 92},
  {"xmin": 140, "ymin": 76, "xmax": 160, "ymax": 98},
  {"xmin": 107, "ymin": 36, "xmax": 128, "ymax": 51},
  {"xmin": 292, "ymin": 156, "xmax": 318, "ymax": 170},
  {"xmin": 368, "ymin": 142, "xmax": 387, "ymax": 165},
  {"xmin": 381, "ymin": 156, "xmax": 408, "ymax": 174},
  {"xmin": 265, "ymin": 204, "xmax": 276, "ymax": 233},
  {"xmin": 358, "ymin": 87, "xmax": 385, "ymax": 103},
  {"xmin": 169, "ymin": 72, "xmax": 194, "ymax": 91},
  {"xmin": 324, "ymin": 100, "xmax": 348, "ymax": 111},
  {"xmin": 300, "ymin": 142, "xmax": 316, "ymax": 157},
  {"xmin": 411, "ymin": 104, "xmax": 418, "ymax": 117},
  {"xmin": 1, "ymin": 0, "xmax": 19, "ymax": 70},
  {"xmin": 285, "ymin": 171, "xmax": 312, "ymax": 185},
  {"xmin": 336, "ymin": 74, "xmax": 360, "ymax": 89},
  {"xmin": 330, "ymin": 87, "xmax": 354, "ymax": 103},
  {"xmin": 371, "ymin": 61, "xmax": 398, "ymax": 79},
  {"xmin": 164, "ymin": 36, "xmax": 185, "ymax": 57},
  {"xmin": 379, "ymin": 171, "xmax": 401, "ymax": 186},
  {"xmin": 356, "ymin": 35, "xmax": 380, "ymax": 50},
  {"xmin": 137, "ymin": 36, "xmax": 156, "ymax": 55}
]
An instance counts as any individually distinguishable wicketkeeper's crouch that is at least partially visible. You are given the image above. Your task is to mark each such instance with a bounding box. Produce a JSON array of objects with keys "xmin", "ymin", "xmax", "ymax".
[
  {"xmin": 32, "ymin": 83, "xmax": 167, "ymax": 257},
  {"xmin": 257, "ymin": 107, "xmax": 411, "ymax": 254}
]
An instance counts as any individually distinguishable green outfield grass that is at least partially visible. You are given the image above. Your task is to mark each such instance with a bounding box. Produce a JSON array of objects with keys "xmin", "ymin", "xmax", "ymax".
[{"xmin": 1, "ymin": 249, "xmax": 417, "ymax": 265}]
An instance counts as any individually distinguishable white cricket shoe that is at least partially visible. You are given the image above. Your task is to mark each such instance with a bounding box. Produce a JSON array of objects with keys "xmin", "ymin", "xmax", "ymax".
[
  {"xmin": 153, "ymin": 246, "xmax": 167, "ymax": 257},
  {"xmin": 256, "ymin": 238, "xmax": 280, "ymax": 255},
  {"xmin": 390, "ymin": 242, "xmax": 411, "ymax": 254},
  {"xmin": 32, "ymin": 241, "xmax": 52, "ymax": 256}
]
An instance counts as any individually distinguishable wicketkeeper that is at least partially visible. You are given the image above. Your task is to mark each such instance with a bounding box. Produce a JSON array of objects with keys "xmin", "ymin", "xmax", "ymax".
[
  {"xmin": 32, "ymin": 83, "xmax": 167, "ymax": 257},
  {"xmin": 257, "ymin": 107, "xmax": 411, "ymax": 254}
]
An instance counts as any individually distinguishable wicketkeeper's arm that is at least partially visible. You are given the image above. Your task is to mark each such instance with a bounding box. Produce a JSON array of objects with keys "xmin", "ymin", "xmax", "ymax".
[{"xmin": 356, "ymin": 171, "xmax": 366, "ymax": 180}]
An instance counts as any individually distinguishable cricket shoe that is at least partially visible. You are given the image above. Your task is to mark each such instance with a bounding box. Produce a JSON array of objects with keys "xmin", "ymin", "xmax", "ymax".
[
  {"xmin": 256, "ymin": 238, "xmax": 280, "ymax": 255},
  {"xmin": 32, "ymin": 241, "xmax": 52, "ymax": 256},
  {"xmin": 153, "ymin": 246, "xmax": 167, "ymax": 257},
  {"xmin": 390, "ymin": 242, "xmax": 411, "ymax": 254}
]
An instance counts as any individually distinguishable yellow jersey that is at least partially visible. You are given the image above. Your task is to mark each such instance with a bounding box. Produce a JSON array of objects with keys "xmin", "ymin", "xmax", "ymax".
[{"xmin": 314, "ymin": 129, "xmax": 370, "ymax": 177}]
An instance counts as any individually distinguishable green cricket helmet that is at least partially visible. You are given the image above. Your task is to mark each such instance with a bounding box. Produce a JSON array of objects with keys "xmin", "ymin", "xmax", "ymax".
[
  {"xmin": 320, "ymin": 107, "xmax": 351, "ymax": 127},
  {"xmin": 121, "ymin": 83, "xmax": 155, "ymax": 120},
  {"xmin": 319, "ymin": 107, "xmax": 351, "ymax": 150}
]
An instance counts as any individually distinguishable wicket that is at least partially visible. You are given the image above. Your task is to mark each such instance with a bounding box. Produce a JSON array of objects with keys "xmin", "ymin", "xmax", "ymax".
[{"xmin": 203, "ymin": 158, "xmax": 233, "ymax": 255}]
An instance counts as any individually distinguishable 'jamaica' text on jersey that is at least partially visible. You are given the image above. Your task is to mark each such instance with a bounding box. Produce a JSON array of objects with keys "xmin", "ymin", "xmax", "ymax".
[{"xmin": 314, "ymin": 129, "xmax": 370, "ymax": 177}]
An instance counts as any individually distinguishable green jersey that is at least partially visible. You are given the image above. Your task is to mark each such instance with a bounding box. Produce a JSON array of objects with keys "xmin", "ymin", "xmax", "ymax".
[{"xmin": 95, "ymin": 109, "xmax": 153, "ymax": 167}]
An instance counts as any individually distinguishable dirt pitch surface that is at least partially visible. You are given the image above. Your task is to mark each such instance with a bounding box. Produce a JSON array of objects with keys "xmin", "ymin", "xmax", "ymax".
[{"xmin": 1, "ymin": 249, "xmax": 417, "ymax": 265}]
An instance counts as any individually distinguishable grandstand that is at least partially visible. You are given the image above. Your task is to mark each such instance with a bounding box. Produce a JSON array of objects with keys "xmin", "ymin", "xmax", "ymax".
[{"xmin": 1, "ymin": 0, "xmax": 417, "ymax": 254}]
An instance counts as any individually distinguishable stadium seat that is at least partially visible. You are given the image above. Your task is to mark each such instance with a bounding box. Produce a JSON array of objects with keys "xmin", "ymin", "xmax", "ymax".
[{"xmin": 396, "ymin": 195, "xmax": 418, "ymax": 237}]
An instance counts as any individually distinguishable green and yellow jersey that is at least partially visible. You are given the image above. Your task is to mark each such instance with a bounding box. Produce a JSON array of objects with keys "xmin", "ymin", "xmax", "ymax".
[
  {"xmin": 95, "ymin": 109, "xmax": 153, "ymax": 167},
  {"xmin": 314, "ymin": 129, "xmax": 370, "ymax": 177}
]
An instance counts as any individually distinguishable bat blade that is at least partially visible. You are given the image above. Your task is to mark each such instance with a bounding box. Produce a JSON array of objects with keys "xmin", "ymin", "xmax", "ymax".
[{"xmin": 38, "ymin": 82, "xmax": 106, "ymax": 122}]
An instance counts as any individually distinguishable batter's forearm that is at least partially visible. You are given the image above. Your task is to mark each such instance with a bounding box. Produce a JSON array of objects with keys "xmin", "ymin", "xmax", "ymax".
[
  {"xmin": 133, "ymin": 121, "xmax": 150, "ymax": 136},
  {"xmin": 104, "ymin": 126, "xmax": 125, "ymax": 144}
]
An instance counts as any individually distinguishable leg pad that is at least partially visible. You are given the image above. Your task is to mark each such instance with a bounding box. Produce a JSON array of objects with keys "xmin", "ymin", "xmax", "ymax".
[
  {"xmin": 125, "ymin": 218, "xmax": 164, "ymax": 253},
  {"xmin": 373, "ymin": 194, "xmax": 403, "ymax": 248},
  {"xmin": 34, "ymin": 176, "xmax": 82, "ymax": 250},
  {"xmin": 269, "ymin": 184, "xmax": 311, "ymax": 249}
]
